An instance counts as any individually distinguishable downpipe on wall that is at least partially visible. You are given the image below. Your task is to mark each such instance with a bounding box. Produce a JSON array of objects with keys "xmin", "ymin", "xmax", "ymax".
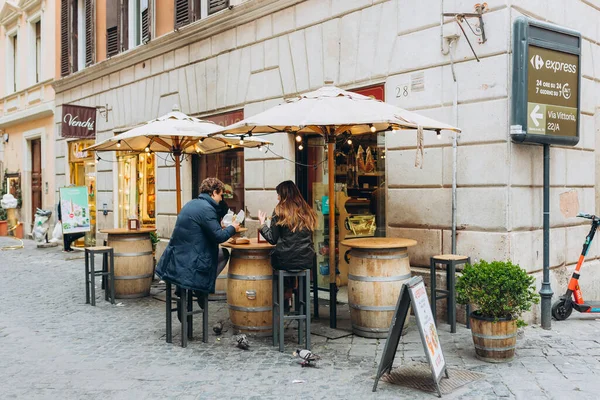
[{"xmin": 447, "ymin": 36, "xmax": 459, "ymax": 255}]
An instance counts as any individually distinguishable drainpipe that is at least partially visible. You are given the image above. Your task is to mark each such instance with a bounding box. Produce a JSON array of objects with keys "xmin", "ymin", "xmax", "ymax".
[{"xmin": 448, "ymin": 37, "xmax": 459, "ymax": 254}]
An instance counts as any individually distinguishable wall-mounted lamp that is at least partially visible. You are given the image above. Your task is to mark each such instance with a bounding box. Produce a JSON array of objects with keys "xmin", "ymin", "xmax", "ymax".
[{"xmin": 103, "ymin": 203, "xmax": 108, "ymax": 216}]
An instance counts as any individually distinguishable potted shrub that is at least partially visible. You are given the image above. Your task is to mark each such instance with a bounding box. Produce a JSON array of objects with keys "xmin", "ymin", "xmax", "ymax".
[{"xmin": 456, "ymin": 260, "xmax": 539, "ymax": 363}]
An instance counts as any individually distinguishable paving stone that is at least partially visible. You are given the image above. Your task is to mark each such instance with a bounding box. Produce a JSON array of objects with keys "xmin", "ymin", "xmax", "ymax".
[{"xmin": 3, "ymin": 238, "xmax": 600, "ymax": 399}]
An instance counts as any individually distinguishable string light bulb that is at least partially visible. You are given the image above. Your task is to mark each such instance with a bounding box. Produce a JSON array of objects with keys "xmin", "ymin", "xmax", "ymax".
[
  {"xmin": 239, "ymin": 136, "xmax": 245, "ymax": 145},
  {"xmin": 436, "ymin": 131, "xmax": 442, "ymax": 140},
  {"xmin": 296, "ymin": 135, "xmax": 302, "ymax": 142},
  {"xmin": 258, "ymin": 145, "xmax": 262, "ymax": 151},
  {"xmin": 369, "ymin": 124, "xmax": 376, "ymax": 133},
  {"xmin": 347, "ymin": 138, "xmax": 353, "ymax": 145},
  {"xmin": 298, "ymin": 144, "xmax": 304, "ymax": 150},
  {"xmin": 145, "ymin": 146, "xmax": 150, "ymax": 153},
  {"xmin": 198, "ymin": 138, "xmax": 204, "ymax": 143},
  {"xmin": 116, "ymin": 140, "xmax": 121, "ymax": 148}
]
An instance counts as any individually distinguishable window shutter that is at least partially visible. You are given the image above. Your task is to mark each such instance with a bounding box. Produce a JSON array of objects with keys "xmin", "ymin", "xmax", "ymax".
[
  {"xmin": 120, "ymin": 0, "xmax": 128, "ymax": 52},
  {"xmin": 60, "ymin": 0, "xmax": 71, "ymax": 76},
  {"xmin": 85, "ymin": 0, "xmax": 95, "ymax": 66},
  {"xmin": 71, "ymin": 0, "xmax": 78, "ymax": 72},
  {"xmin": 174, "ymin": 0, "xmax": 190, "ymax": 28},
  {"xmin": 141, "ymin": 0, "xmax": 151, "ymax": 43},
  {"xmin": 208, "ymin": 0, "xmax": 229, "ymax": 15},
  {"xmin": 106, "ymin": 0, "xmax": 119, "ymax": 57}
]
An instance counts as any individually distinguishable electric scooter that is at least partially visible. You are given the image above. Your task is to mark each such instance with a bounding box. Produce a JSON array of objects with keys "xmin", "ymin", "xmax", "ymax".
[{"xmin": 552, "ymin": 212, "xmax": 600, "ymax": 320}]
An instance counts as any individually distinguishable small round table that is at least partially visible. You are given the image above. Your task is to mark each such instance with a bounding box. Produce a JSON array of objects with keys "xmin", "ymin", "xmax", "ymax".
[
  {"xmin": 340, "ymin": 237, "xmax": 417, "ymax": 338},
  {"xmin": 100, "ymin": 228, "xmax": 156, "ymax": 299},
  {"xmin": 222, "ymin": 238, "xmax": 275, "ymax": 336}
]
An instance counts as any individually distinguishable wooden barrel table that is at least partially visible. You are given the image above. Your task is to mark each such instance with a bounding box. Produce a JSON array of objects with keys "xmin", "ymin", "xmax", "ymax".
[
  {"xmin": 222, "ymin": 238, "xmax": 275, "ymax": 337},
  {"xmin": 100, "ymin": 228, "xmax": 156, "ymax": 299},
  {"xmin": 341, "ymin": 237, "xmax": 417, "ymax": 338}
]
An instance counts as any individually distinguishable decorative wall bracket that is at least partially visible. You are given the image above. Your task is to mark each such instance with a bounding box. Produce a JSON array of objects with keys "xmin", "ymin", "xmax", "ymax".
[
  {"xmin": 96, "ymin": 104, "xmax": 113, "ymax": 123},
  {"xmin": 443, "ymin": 2, "xmax": 489, "ymax": 62}
]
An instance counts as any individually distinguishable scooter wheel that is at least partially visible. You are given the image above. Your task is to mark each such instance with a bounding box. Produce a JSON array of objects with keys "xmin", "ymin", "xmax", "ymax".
[{"xmin": 552, "ymin": 298, "xmax": 573, "ymax": 321}]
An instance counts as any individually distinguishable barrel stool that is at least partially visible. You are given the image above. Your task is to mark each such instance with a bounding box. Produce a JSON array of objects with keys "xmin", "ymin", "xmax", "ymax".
[
  {"xmin": 84, "ymin": 246, "xmax": 115, "ymax": 306},
  {"xmin": 430, "ymin": 254, "xmax": 471, "ymax": 333},
  {"xmin": 272, "ymin": 269, "xmax": 311, "ymax": 352},
  {"xmin": 165, "ymin": 281, "xmax": 208, "ymax": 348}
]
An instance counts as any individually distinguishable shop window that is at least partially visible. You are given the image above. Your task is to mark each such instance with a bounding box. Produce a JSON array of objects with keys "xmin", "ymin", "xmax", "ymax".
[
  {"xmin": 118, "ymin": 153, "xmax": 156, "ymax": 228},
  {"xmin": 68, "ymin": 140, "xmax": 97, "ymax": 247},
  {"xmin": 192, "ymin": 150, "xmax": 244, "ymax": 213}
]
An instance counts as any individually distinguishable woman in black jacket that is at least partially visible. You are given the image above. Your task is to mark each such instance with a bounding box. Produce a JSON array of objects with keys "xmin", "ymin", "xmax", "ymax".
[{"xmin": 258, "ymin": 181, "xmax": 317, "ymax": 308}]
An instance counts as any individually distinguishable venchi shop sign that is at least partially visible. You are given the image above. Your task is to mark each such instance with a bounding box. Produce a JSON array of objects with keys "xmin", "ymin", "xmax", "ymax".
[{"xmin": 61, "ymin": 105, "xmax": 97, "ymax": 138}]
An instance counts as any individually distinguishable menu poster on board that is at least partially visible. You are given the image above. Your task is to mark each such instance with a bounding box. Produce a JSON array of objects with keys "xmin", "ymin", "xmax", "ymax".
[
  {"xmin": 410, "ymin": 280, "xmax": 446, "ymax": 381},
  {"xmin": 373, "ymin": 276, "xmax": 448, "ymax": 397},
  {"xmin": 59, "ymin": 186, "xmax": 91, "ymax": 234}
]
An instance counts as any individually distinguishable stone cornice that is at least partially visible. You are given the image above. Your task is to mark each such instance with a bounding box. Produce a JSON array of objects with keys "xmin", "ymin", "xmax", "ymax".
[
  {"xmin": 53, "ymin": 0, "xmax": 303, "ymax": 94},
  {"xmin": 0, "ymin": 101, "xmax": 54, "ymax": 129}
]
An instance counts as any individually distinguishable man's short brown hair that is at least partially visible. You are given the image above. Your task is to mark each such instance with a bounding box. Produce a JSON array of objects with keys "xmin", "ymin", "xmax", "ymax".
[{"xmin": 200, "ymin": 177, "xmax": 225, "ymax": 195}]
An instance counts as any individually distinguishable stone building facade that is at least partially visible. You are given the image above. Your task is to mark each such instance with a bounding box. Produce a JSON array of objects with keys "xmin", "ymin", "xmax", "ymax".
[
  {"xmin": 53, "ymin": 0, "xmax": 600, "ymax": 322},
  {"xmin": 0, "ymin": 0, "xmax": 57, "ymax": 234}
]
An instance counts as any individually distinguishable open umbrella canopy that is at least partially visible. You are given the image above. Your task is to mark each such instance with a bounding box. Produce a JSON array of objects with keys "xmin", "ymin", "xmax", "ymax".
[
  {"xmin": 83, "ymin": 106, "xmax": 271, "ymax": 213},
  {"xmin": 218, "ymin": 85, "xmax": 460, "ymax": 136},
  {"xmin": 217, "ymin": 84, "xmax": 461, "ymax": 330},
  {"xmin": 85, "ymin": 109, "xmax": 270, "ymax": 154}
]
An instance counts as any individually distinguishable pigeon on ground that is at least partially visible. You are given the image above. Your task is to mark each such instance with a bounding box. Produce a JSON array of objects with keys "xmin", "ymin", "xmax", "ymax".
[
  {"xmin": 213, "ymin": 321, "xmax": 223, "ymax": 335},
  {"xmin": 293, "ymin": 349, "xmax": 320, "ymax": 367},
  {"xmin": 234, "ymin": 334, "xmax": 250, "ymax": 350}
]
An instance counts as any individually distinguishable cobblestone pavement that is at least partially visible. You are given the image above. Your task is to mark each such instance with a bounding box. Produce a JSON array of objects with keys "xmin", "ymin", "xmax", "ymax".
[{"xmin": 3, "ymin": 238, "xmax": 600, "ymax": 399}]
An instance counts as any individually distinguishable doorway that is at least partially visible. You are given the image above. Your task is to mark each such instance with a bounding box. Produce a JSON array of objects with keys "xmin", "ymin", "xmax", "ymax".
[{"xmin": 31, "ymin": 138, "xmax": 42, "ymax": 218}]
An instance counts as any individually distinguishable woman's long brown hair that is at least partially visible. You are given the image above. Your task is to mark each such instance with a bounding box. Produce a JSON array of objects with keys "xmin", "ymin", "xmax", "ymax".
[{"xmin": 274, "ymin": 181, "xmax": 318, "ymax": 232}]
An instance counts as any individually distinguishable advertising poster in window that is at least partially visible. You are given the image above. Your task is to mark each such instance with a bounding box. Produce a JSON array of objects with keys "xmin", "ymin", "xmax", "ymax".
[{"xmin": 59, "ymin": 186, "xmax": 91, "ymax": 234}]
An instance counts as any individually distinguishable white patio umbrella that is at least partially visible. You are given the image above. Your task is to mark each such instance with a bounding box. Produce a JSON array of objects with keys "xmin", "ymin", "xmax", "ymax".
[
  {"xmin": 85, "ymin": 106, "xmax": 270, "ymax": 212},
  {"xmin": 218, "ymin": 84, "xmax": 460, "ymax": 328}
]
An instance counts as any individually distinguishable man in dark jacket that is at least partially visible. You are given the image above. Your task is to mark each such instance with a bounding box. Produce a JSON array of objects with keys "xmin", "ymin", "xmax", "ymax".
[{"xmin": 156, "ymin": 178, "xmax": 239, "ymax": 307}]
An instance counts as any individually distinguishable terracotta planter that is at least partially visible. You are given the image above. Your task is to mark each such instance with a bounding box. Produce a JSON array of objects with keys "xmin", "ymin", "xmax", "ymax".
[
  {"xmin": 469, "ymin": 313, "xmax": 517, "ymax": 363},
  {"xmin": 0, "ymin": 221, "xmax": 7, "ymax": 236}
]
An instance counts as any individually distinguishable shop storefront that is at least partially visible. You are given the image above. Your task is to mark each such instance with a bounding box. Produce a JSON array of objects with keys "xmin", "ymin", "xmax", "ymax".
[
  {"xmin": 67, "ymin": 140, "xmax": 97, "ymax": 246},
  {"xmin": 62, "ymin": 105, "xmax": 98, "ymax": 247},
  {"xmin": 192, "ymin": 110, "xmax": 245, "ymax": 212},
  {"xmin": 117, "ymin": 153, "xmax": 156, "ymax": 228},
  {"xmin": 295, "ymin": 85, "xmax": 386, "ymax": 288}
]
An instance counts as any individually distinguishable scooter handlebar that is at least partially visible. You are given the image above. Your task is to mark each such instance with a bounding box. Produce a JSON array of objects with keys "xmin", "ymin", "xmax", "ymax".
[{"xmin": 577, "ymin": 212, "xmax": 596, "ymax": 220}]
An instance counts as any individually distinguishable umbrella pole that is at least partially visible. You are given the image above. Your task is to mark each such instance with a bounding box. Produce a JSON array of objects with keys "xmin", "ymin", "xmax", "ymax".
[
  {"xmin": 328, "ymin": 137, "xmax": 337, "ymax": 329},
  {"xmin": 175, "ymin": 151, "xmax": 182, "ymax": 213}
]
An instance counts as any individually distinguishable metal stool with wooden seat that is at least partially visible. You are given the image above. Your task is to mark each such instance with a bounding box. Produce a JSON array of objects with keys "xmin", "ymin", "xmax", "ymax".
[
  {"xmin": 273, "ymin": 269, "xmax": 311, "ymax": 352},
  {"xmin": 165, "ymin": 281, "xmax": 208, "ymax": 348},
  {"xmin": 430, "ymin": 254, "xmax": 471, "ymax": 333},
  {"xmin": 84, "ymin": 246, "xmax": 115, "ymax": 306}
]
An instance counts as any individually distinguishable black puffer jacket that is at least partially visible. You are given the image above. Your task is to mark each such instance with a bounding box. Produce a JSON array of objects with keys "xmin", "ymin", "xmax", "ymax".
[
  {"xmin": 155, "ymin": 194, "xmax": 235, "ymax": 293},
  {"xmin": 260, "ymin": 214, "xmax": 315, "ymax": 271}
]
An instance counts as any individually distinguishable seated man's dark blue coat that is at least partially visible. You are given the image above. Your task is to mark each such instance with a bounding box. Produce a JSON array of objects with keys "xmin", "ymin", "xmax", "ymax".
[{"xmin": 156, "ymin": 193, "xmax": 235, "ymax": 293}]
